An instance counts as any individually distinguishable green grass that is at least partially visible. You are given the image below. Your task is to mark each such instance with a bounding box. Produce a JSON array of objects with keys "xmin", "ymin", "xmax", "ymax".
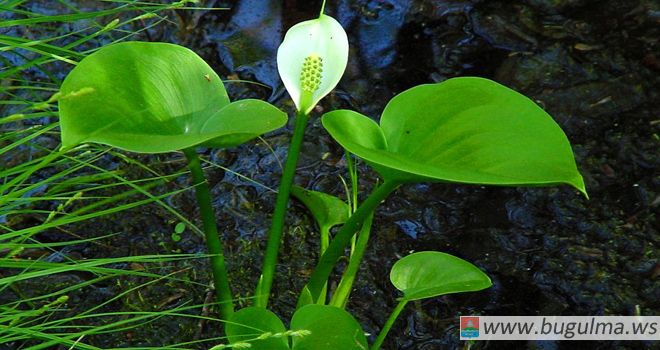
[{"xmin": 0, "ymin": 1, "xmax": 251, "ymax": 349}]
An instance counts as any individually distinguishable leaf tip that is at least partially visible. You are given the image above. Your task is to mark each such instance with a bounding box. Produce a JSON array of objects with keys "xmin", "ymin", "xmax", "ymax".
[{"xmin": 571, "ymin": 174, "xmax": 588, "ymax": 199}]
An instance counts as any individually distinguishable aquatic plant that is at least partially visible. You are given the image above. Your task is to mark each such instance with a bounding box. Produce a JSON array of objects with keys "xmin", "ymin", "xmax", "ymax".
[
  {"xmin": 231, "ymin": 5, "xmax": 584, "ymax": 350},
  {"xmin": 58, "ymin": 41, "xmax": 288, "ymax": 319},
  {"xmin": 52, "ymin": 2, "xmax": 586, "ymax": 349},
  {"xmin": 254, "ymin": 4, "xmax": 350, "ymax": 308}
]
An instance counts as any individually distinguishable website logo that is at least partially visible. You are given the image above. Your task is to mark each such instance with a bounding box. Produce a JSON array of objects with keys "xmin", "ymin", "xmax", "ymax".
[
  {"xmin": 457, "ymin": 316, "xmax": 659, "ymax": 340},
  {"xmin": 461, "ymin": 316, "xmax": 480, "ymax": 338}
]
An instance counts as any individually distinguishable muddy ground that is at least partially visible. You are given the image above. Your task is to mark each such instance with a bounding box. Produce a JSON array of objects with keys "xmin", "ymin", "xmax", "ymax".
[{"xmin": 2, "ymin": 0, "xmax": 658, "ymax": 349}]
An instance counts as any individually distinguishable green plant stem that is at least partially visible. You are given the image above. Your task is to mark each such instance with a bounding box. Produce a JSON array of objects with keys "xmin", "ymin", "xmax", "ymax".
[
  {"xmin": 320, "ymin": 226, "xmax": 330, "ymax": 254},
  {"xmin": 345, "ymin": 150, "xmax": 359, "ymax": 254},
  {"xmin": 255, "ymin": 111, "xmax": 309, "ymax": 308},
  {"xmin": 371, "ymin": 299, "xmax": 408, "ymax": 350},
  {"xmin": 320, "ymin": 0, "xmax": 327, "ymax": 16},
  {"xmin": 345, "ymin": 151, "xmax": 358, "ymax": 213},
  {"xmin": 300, "ymin": 180, "xmax": 400, "ymax": 305},
  {"xmin": 183, "ymin": 148, "xmax": 233, "ymax": 319},
  {"xmin": 318, "ymin": 225, "xmax": 330, "ymax": 304},
  {"xmin": 0, "ymin": 149, "xmax": 60, "ymax": 203},
  {"xmin": 330, "ymin": 212, "xmax": 374, "ymax": 308}
]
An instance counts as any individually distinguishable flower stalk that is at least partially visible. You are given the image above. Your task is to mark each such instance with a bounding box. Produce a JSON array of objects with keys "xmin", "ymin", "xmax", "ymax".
[
  {"xmin": 255, "ymin": 111, "xmax": 309, "ymax": 307},
  {"xmin": 255, "ymin": 5, "xmax": 349, "ymax": 308}
]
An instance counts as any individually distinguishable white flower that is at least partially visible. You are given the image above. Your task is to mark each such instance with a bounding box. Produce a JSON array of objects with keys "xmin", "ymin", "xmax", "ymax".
[{"xmin": 277, "ymin": 14, "xmax": 349, "ymax": 115}]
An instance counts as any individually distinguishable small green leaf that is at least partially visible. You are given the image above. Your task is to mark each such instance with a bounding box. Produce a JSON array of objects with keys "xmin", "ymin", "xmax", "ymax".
[
  {"xmin": 390, "ymin": 251, "xmax": 492, "ymax": 301},
  {"xmin": 59, "ymin": 41, "xmax": 287, "ymax": 153},
  {"xmin": 226, "ymin": 307, "xmax": 289, "ymax": 350},
  {"xmin": 171, "ymin": 222, "xmax": 185, "ymax": 242},
  {"xmin": 290, "ymin": 186, "xmax": 349, "ymax": 233},
  {"xmin": 291, "ymin": 304, "xmax": 367, "ymax": 350},
  {"xmin": 322, "ymin": 77, "xmax": 586, "ymax": 196},
  {"xmin": 174, "ymin": 222, "xmax": 185, "ymax": 234}
]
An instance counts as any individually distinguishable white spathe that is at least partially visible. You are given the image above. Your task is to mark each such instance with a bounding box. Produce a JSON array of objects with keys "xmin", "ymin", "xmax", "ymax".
[{"xmin": 277, "ymin": 14, "xmax": 349, "ymax": 115}]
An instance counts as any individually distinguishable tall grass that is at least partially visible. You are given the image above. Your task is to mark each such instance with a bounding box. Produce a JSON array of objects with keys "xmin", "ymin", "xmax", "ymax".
[{"xmin": 0, "ymin": 1, "xmax": 238, "ymax": 349}]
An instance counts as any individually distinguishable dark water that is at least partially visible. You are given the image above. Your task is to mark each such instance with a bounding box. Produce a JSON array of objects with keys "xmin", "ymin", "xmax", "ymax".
[{"xmin": 1, "ymin": 0, "xmax": 658, "ymax": 349}]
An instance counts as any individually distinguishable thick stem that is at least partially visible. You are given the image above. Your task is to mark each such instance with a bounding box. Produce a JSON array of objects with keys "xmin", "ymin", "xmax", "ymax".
[
  {"xmin": 255, "ymin": 111, "xmax": 309, "ymax": 308},
  {"xmin": 183, "ymin": 148, "xmax": 233, "ymax": 319},
  {"xmin": 299, "ymin": 181, "xmax": 400, "ymax": 306},
  {"xmin": 330, "ymin": 212, "xmax": 374, "ymax": 308},
  {"xmin": 371, "ymin": 299, "xmax": 408, "ymax": 350}
]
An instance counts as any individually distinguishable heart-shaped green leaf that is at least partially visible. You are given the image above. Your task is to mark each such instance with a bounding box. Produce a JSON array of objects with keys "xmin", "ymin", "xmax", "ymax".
[
  {"xmin": 290, "ymin": 186, "xmax": 349, "ymax": 233},
  {"xmin": 226, "ymin": 307, "xmax": 289, "ymax": 350},
  {"xmin": 290, "ymin": 304, "xmax": 367, "ymax": 350},
  {"xmin": 322, "ymin": 77, "xmax": 586, "ymax": 195},
  {"xmin": 58, "ymin": 41, "xmax": 287, "ymax": 153},
  {"xmin": 390, "ymin": 251, "xmax": 492, "ymax": 301}
]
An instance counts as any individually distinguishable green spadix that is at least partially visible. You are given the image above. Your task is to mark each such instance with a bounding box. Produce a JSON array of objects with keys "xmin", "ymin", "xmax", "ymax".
[
  {"xmin": 322, "ymin": 77, "xmax": 586, "ymax": 195},
  {"xmin": 59, "ymin": 41, "xmax": 286, "ymax": 153}
]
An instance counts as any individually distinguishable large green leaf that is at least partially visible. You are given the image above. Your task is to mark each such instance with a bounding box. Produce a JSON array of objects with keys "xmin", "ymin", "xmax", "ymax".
[
  {"xmin": 226, "ymin": 307, "xmax": 289, "ymax": 350},
  {"xmin": 58, "ymin": 41, "xmax": 287, "ymax": 153},
  {"xmin": 390, "ymin": 251, "xmax": 492, "ymax": 301},
  {"xmin": 290, "ymin": 304, "xmax": 367, "ymax": 350},
  {"xmin": 322, "ymin": 77, "xmax": 586, "ymax": 195}
]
